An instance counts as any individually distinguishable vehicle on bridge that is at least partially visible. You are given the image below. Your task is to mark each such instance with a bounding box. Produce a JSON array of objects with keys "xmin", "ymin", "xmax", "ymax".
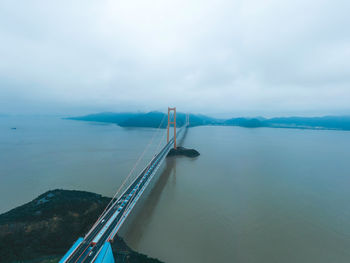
[{"xmin": 60, "ymin": 109, "xmax": 189, "ymax": 263}]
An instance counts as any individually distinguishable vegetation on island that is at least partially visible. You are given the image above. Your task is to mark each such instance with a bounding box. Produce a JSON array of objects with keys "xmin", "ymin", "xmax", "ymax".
[
  {"xmin": 0, "ymin": 189, "xmax": 163, "ymax": 263},
  {"xmin": 167, "ymin": 147, "xmax": 200, "ymax": 158}
]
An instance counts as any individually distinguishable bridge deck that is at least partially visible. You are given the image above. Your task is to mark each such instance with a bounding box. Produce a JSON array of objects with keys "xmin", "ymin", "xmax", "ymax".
[{"xmin": 61, "ymin": 126, "xmax": 186, "ymax": 263}]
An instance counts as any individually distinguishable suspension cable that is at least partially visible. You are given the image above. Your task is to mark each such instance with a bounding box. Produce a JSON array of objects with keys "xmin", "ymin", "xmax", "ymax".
[{"xmin": 91, "ymin": 113, "xmax": 167, "ymax": 228}]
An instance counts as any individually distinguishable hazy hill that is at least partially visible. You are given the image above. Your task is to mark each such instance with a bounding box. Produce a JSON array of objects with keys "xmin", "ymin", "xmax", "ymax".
[
  {"xmin": 224, "ymin": 116, "xmax": 350, "ymax": 130},
  {"xmin": 67, "ymin": 112, "xmax": 350, "ymax": 131},
  {"xmin": 223, "ymin": 118, "xmax": 266, "ymax": 128},
  {"xmin": 67, "ymin": 112, "xmax": 139, "ymax": 124},
  {"xmin": 119, "ymin": 112, "xmax": 219, "ymax": 128},
  {"xmin": 69, "ymin": 111, "xmax": 219, "ymax": 128},
  {"xmin": 119, "ymin": 112, "xmax": 168, "ymax": 128},
  {"xmin": 266, "ymin": 116, "xmax": 350, "ymax": 130}
]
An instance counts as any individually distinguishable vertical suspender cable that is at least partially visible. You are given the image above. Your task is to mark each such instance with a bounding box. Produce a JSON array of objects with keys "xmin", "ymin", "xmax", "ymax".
[{"xmin": 88, "ymin": 113, "xmax": 167, "ymax": 230}]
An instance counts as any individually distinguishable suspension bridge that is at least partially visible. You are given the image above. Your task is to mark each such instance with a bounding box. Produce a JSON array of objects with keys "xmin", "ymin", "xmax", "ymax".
[{"xmin": 60, "ymin": 107, "xmax": 188, "ymax": 263}]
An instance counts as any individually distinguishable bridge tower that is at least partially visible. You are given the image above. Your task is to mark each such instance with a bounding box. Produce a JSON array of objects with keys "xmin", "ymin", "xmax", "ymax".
[{"xmin": 167, "ymin": 107, "xmax": 177, "ymax": 149}]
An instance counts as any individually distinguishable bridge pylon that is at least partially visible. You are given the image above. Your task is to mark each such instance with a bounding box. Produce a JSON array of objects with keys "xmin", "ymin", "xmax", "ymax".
[{"xmin": 167, "ymin": 107, "xmax": 177, "ymax": 149}]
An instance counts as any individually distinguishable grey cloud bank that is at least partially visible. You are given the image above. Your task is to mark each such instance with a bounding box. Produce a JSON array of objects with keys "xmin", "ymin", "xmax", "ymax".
[{"xmin": 0, "ymin": 0, "xmax": 349, "ymax": 117}]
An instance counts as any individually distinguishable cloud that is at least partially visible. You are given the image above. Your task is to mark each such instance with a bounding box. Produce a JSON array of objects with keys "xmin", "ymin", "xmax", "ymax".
[{"xmin": 0, "ymin": 0, "xmax": 349, "ymax": 116}]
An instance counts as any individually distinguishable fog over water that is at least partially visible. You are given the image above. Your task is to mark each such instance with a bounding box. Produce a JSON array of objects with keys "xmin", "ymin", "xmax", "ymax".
[{"xmin": 1, "ymin": 116, "xmax": 350, "ymax": 262}]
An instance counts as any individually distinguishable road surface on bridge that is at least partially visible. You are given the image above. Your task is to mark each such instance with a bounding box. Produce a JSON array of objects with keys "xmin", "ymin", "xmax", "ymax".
[{"xmin": 62, "ymin": 127, "xmax": 185, "ymax": 263}]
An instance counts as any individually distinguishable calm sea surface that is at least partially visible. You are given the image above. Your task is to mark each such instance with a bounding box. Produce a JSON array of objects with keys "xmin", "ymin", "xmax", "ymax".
[{"xmin": 1, "ymin": 116, "xmax": 350, "ymax": 263}]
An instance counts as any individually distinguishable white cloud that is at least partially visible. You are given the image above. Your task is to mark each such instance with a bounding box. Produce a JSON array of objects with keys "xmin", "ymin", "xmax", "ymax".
[{"xmin": 0, "ymin": 0, "xmax": 349, "ymax": 116}]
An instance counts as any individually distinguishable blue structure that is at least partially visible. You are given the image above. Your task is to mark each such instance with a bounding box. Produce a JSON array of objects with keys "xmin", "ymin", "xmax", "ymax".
[
  {"xmin": 94, "ymin": 242, "xmax": 114, "ymax": 263},
  {"xmin": 59, "ymin": 237, "xmax": 84, "ymax": 263}
]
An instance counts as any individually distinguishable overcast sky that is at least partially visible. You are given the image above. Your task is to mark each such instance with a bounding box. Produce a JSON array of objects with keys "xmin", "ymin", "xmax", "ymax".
[{"xmin": 0, "ymin": 0, "xmax": 349, "ymax": 117}]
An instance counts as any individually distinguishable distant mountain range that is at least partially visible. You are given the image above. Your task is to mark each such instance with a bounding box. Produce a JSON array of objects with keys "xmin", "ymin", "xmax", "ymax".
[
  {"xmin": 67, "ymin": 112, "xmax": 218, "ymax": 128},
  {"xmin": 67, "ymin": 112, "xmax": 350, "ymax": 131}
]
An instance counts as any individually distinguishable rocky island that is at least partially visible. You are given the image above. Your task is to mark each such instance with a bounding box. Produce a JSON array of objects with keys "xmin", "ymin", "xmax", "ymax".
[
  {"xmin": 167, "ymin": 147, "xmax": 200, "ymax": 158},
  {"xmin": 0, "ymin": 189, "xmax": 163, "ymax": 263}
]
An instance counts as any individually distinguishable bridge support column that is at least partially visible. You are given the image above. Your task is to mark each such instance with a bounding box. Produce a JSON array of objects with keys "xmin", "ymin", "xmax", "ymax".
[{"xmin": 167, "ymin": 107, "xmax": 177, "ymax": 149}]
